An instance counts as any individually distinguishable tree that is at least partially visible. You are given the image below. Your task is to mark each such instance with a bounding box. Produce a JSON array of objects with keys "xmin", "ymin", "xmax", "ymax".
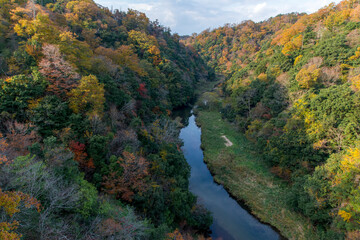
[
  {"xmin": 332, "ymin": 147, "xmax": 360, "ymax": 228},
  {"xmin": 2, "ymin": 148, "xmax": 98, "ymax": 238},
  {"xmin": 167, "ymin": 229, "xmax": 185, "ymax": 240},
  {"xmin": 30, "ymin": 0, "xmax": 36, "ymax": 19},
  {"xmin": 13, "ymin": 14, "xmax": 58, "ymax": 44},
  {"xmin": 0, "ymin": 188, "xmax": 41, "ymax": 240},
  {"xmin": 307, "ymin": 145, "xmax": 360, "ymax": 232},
  {"xmin": 324, "ymin": 9, "xmax": 350, "ymax": 31},
  {"xmin": 29, "ymin": 95, "xmax": 70, "ymax": 137},
  {"xmin": 39, "ymin": 44, "xmax": 80, "ymax": 98},
  {"xmin": 350, "ymin": 5, "xmax": 360, "ymax": 22},
  {"xmin": 0, "ymin": 70, "xmax": 47, "ymax": 120},
  {"xmin": 0, "ymin": 136, "xmax": 41, "ymax": 240},
  {"xmin": 281, "ymin": 35, "xmax": 303, "ymax": 55},
  {"xmin": 122, "ymin": 9, "xmax": 150, "ymax": 32},
  {"xmin": 3, "ymin": 121, "xmax": 37, "ymax": 159},
  {"xmin": 68, "ymin": 75, "xmax": 105, "ymax": 118},
  {"xmin": 128, "ymin": 30, "xmax": 161, "ymax": 64},
  {"xmin": 96, "ymin": 205, "xmax": 149, "ymax": 239},
  {"xmin": 103, "ymin": 152, "xmax": 149, "ymax": 202},
  {"xmin": 69, "ymin": 140, "xmax": 94, "ymax": 172},
  {"xmin": 137, "ymin": 83, "xmax": 148, "ymax": 98},
  {"xmin": 94, "ymin": 45, "xmax": 146, "ymax": 76},
  {"xmin": 0, "ymin": 133, "xmax": 9, "ymax": 165},
  {"xmin": 296, "ymin": 64, "xmax": 321, "ymax": 89}
]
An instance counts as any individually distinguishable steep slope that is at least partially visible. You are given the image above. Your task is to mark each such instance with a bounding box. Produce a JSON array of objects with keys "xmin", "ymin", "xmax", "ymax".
[
  {"xmin": 0, "ymin": 0, "xmax": 213, "ymax": 239},
  {"xmin": 185, "ymin": 0, "xmax": 360, "ymax": 238}
]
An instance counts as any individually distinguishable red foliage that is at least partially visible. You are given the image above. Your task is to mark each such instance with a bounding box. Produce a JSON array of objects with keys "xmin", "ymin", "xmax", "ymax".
[
  {"xmin": 69, "ymin": 141, "xmax": 86, "ymax": 161},
  {"xmin": 137, "ymin": 83, "xmax": 148, "ymax": 98},
  {"xmin": 68, "ymin": 141, "xmax": 94, "ymax": 170},
  {"xmin": 262, "ymin": 113, "xmax": 272, "ymax": 120},
  {"xmin": 103, "ymin": 152, "xmax": 149, "ymax": 202},
  {"xmin": 4, "ymin": 121, "xmax": 38, "ymax": 160}
]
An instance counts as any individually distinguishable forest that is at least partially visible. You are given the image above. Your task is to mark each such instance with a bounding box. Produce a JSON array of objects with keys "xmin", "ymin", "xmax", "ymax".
[
  {"xmin": 184, "ymin": 0, "xmax": 360, "ymax": 239},
  {"xmin": 0, "ymin": 0, "xmax": 214, "ymax": 239},
  {"xmin": 2, "ymin": 0, "xmax": 360, "ymax": 239}
]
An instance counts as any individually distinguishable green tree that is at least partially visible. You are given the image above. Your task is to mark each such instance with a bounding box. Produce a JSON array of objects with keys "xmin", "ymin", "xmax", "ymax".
[
  {"xmin": 29, "ymin": 95, "xmax": 71, "ymax": 137},
  {"xmin": 0, "ymin": 70, "xmax": 47, "ymax": 120}
]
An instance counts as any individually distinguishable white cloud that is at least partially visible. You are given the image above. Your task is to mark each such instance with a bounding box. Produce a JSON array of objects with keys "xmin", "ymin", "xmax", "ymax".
[
  {"xmin": 128, "ymin": 3, "xmax": 153, "ymax": 11},
  {"xmin": 163, "ymin": 9, "xmax": 176, "ymax": 28},
  {"xmin": 95, "ymin": 0, "xmax": 343, "ymax": 35},
  {"xmin": 253, "ymin": 2, "xmax": 267, "ymax": 14}
]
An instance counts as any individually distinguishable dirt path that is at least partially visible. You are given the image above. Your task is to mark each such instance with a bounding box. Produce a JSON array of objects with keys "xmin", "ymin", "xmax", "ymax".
[{"xmin": 222, "ymin": 135, "xmax": 233, "ymax": 147}]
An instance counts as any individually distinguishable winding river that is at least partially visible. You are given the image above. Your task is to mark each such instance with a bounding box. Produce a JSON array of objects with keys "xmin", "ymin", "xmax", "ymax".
[{"xmin": 179, "ymin": 110, "xmax": 281, "ymax": 240}]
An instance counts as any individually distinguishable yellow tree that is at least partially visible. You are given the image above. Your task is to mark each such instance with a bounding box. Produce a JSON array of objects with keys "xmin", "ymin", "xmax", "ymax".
[
  {"xmin": 271, "ymin": 20, "xmax": 306, "ymax": 46},
  {"xmin": 296, "ymin": 64, "xmax": 321, "ymax": 89},
  {"xmin": 330, "ymin": 147, "xmax": 360, "ymax": 227},
  {"xmin": 282, "ymin": 35, "xmax": 303, "ymax": 55},
  {"xmin": 68, "ymin": 75, "xmax": 105, "ymax": 118},
  {"xmin": 350, "ymin": 74, "xmax": 360, "ymax": 91},
  {"xmin": 0, "ymin": 189, "xmax": 41, "ymax": 240},
  {"xmin": 94, "ymin": 45, "xmax": 146, "ymax": 76},
  {"xmin": 325, "ymin": 9, "xmax": 351, "ymax": 31},
  {"xmin": 12, "ymin": 12, "xmax": 58, "ymax": 44},
  {"xmin": 166, "ymin": 229, "xmax": 185, "ymax": 240},
  {"xmin": 128, "ymin": 30, "xmax": 161, "ymax": 65}
]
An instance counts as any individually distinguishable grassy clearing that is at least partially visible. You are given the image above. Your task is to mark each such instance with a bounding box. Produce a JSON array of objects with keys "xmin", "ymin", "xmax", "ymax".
[
  {"xmin": 194, "ymin": 75, "xmax": 224, "ymax": 97},
  {"xmin": 196, "ymin": 110, "xmax": 319, "ymax": 240}
]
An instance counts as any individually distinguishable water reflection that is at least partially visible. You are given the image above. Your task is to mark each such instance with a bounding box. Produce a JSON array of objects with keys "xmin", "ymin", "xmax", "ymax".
[{"xmin": 179, "ymin": 113, "xmax": 280, "ymax": 240}]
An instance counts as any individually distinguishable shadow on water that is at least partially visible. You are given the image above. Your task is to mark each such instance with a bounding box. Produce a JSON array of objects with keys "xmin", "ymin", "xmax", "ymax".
[
  {"xmin": 177, "ymin": 108, "xmax": 283, "ymax": 240},
  {"xmin": 172, "ymin": 105, "xmax": 193, "ymax": 127}
]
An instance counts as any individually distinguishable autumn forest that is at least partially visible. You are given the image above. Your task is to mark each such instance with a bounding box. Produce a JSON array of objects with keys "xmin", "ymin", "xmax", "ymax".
[{"xmin": 1, "ymin": 0, "xmax": 360, "ymax": 239}]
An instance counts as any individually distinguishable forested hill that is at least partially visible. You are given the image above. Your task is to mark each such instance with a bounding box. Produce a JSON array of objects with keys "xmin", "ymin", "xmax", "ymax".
[
  {"xmin": 184, "ymin": 0, "xmax": 360, "ymax": 238},
  {"xmin": 0, "ymin": 0, "xmax": 214, "ymax": 239}
]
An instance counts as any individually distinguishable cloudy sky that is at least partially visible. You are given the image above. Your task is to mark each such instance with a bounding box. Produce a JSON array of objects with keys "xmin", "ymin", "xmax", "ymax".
[{"xmin": 95, "ymin": 0, "xmax": 342, "ymax": 35}]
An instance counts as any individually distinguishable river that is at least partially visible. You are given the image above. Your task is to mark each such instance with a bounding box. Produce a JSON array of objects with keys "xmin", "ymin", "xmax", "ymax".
[{"xmin": 179, "ymin": 110, "xmax": 281, "ymax": 240}]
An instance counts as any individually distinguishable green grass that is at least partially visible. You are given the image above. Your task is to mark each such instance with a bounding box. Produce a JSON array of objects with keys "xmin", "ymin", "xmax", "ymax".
[
  {"xmin": 196, "ymin": 110, "xmax": 319, "ymax": 240},
  {"xmin": 194, "ymin": 74, "xmax": 224, "ymax": 97}
]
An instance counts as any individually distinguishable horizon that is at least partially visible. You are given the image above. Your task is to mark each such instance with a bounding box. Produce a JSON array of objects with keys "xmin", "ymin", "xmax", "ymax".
[{"xmin": 95, "ymin": 0, "xmax": 342, "ymax": 35}]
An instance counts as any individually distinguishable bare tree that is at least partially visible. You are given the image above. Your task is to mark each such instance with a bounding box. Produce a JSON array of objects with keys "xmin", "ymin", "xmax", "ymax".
[
  {"xmin": 1, "ymin": 155, "xmax": 80, "ymax": 240},
  {"xmin": 29, "ymin": 0, "xmax": 36, "ymax": 20},
  {"xmin": 4, "ymin": 121, "xmax": 38, "ymax": 159}
]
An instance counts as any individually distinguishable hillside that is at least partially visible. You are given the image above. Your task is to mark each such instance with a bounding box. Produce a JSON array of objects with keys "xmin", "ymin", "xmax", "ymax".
[
  {"xmin": 0, "ymin": 0, "xmax": 214, "ymax": 239},
  {"xmin": 185, "ymin": 0, "xmax": 360, "ymax": 239}
]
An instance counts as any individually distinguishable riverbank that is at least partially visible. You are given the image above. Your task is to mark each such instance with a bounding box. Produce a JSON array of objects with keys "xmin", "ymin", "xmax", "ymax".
[{"xmin": 196, "ymin": 110, "xmax": 319, "ymax": 240}]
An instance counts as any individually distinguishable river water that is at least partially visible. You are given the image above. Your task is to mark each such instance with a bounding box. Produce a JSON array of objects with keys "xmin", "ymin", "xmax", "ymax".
[{"xmin": 179, "ymin": 111, "xmax": 281, "ymax": 240}]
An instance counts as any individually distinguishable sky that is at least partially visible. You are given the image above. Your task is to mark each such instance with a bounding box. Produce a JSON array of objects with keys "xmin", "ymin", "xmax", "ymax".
[{"xmin": 95, "ymin": 0, "xmax": 342, "ymax": 35}]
